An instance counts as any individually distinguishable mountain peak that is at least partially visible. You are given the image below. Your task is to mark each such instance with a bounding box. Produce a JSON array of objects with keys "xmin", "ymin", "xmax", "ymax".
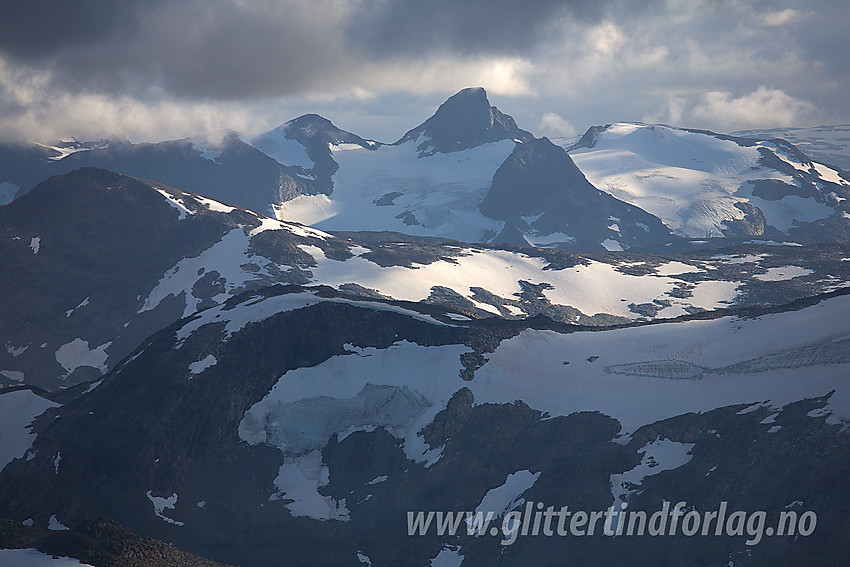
[
  {"xmin": 249, "ymin": 114, "xmax": 381, "ymax": 197},
  {"xmin": 285, "ymin": 113, "xmax": 338, "ymax": 136},
  {"xmin": 396, "ymin": 87, "xmax": 532, "ymax": 155},
  {"xmin": 266, "ymin": 113, "xmax": 379, "ymax": 151},
  {"xmin": 480, "ymin": 138, "xmax": 673, "ymax": 250},
  {"xmin": 444, "ymin": 86, "xmax": 490, "ymax": 107}
]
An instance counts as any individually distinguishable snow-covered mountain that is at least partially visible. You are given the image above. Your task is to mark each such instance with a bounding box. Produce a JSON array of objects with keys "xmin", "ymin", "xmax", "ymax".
[
  {"xmin": 1, "ymin": 283, "xmax": 847, "ymax": 566},
  {"xmin": 0, "ymin": 131, "xmax": 314, "ymax": 215},
  {"xmin": 4, "ymin": 90, "xmax": 850, "ymax": 252},
  {"xmin": 479, "ymin": 136, "xmax": 672, "ymax": 249},
  {"xmin": 254, "ymin": 88, "xmax": 678, "ymax": 251},
  {"xmin": 249, "ymin": 113, "xmax": 382, "ymax": 198},
  {"xmin": 4, "ymin": 168, "xmax": 848, "ymax": 392},
  {"xmin": 734, "ymin": 124, "xmax": 850, "ymax": 171},
  {"xmin": 565, "ymin": 123, "xmax": 850, "ymax": 242},
  {"xmin": 394, "ymin": 86, "xmax": 534, "ymax": 155},
  {"xmin": 0, "ymin": 167, "xmax": 336, "ymax": 391},
  {"xmin": 0, "ymin": 141, "xmax": 74, "ymax": 206},
  {"xmin": 2, "ymin": 91, "xmax": 850, "ymax": 567}
]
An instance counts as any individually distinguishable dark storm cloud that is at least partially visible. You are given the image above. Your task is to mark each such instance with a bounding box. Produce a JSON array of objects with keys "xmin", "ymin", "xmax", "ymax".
[
  {"xmin": 139, "ymin": 2, "xmax": 350, "ymax": 99},
  {"xmin": 345, "ymin": 0, "xmax": 639, "ymax": 56},
  {"xmin": 0, "ymin": 0, "xmax": 354, "ymax": 99},
  {"xmin": 0, "ymin": 0, "xmax": 160, "ymax": 58},
  {"xmin": 0, "ymin": 0, "xmax": 648, "ymax": 101}
]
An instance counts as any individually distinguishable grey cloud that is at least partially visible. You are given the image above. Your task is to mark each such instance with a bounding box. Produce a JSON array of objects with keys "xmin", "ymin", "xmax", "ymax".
[
  {"xmin": 0, "ymin": 1, "xmax": 357, "ymax": 99},
  {"xmin": 345, "ymin": 0, "xmax": 624, "ymax": 56},
  {"xmin": 0, "ymin": 1, "xmax": 162, "ymax": 58},
  {"xmin": 0, "ymin": 0, "xmax": 654, "ymax": 101},
  {"xmin": 142, "ymin": 2, "xmax": 351, "ymax": 99}
]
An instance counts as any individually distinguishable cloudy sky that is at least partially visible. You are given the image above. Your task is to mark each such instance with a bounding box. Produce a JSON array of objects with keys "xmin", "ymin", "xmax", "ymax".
[{"xmin": 0, "ymin": 0, "xmax": 847, "ymax": 143}]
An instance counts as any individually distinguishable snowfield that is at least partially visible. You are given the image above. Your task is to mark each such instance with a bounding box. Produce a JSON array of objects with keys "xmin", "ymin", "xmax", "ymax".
[
  {"xmin": 54, "ymin": 339, "xmax": 110, "ymax": 375},
  {"xmin": 609, "ymin": 437, "xmax": 694, "ymax": 503},
  {"xmin": 0, "ymin": 389, "xmax": 58, "ymax": 473},
  {"xmin": 224, "ymin": 290, "xmax": 850, "ymax": 521},
  {"xmin": 247, "ymin": 127, "xmax": 314, "ymax": 170},
  {"xmin": 472, "ymin": 296, "xmax": 850, "ymax": 436},
  {"xmin": 734, "ymin": 124, "xmax": 850, "ymax": 171},
  {"xmin": 469, "ymin": 470, "xmax": 541, "ymax": 523},
  {"xmin": 301, "ymin": 245, "xmax": 739, "ymax": 319},
  {"xmin": 132, "ymin": 195, "xmax": 757, "ymax": 328},
  {"xmin": 568, "ymin": 123, "xmax": 840, "ymax": 238},
  {"xmin": 274, "ymin": 138, "xmax": 515, "ymax": 241}
]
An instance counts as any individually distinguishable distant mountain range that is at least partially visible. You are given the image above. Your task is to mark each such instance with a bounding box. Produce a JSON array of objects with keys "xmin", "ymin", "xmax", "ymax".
[
  {"xmin": 0, "ymin": 131, "xmax": 313, "ymax": 215},
  {"xmin": 1, "ymin": 90, "xmax": 849, "ymax": 567},
  {"xmin": 2, "ymin": 89, "xmax": 849, "ymax": 251},
  {"xmin": 733, "ymin": 124, "xmax": 850, "ymax": 171},
  {"xmin": 564, "ymin": 123, "xmax": 850, "ymax": 242}
]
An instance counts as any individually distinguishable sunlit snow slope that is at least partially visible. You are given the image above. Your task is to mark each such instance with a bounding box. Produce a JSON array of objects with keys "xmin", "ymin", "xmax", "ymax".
[
  {"xmin": 234, "ymin": 289, "xmax": 850, "ymax": 489},
  {"xmin": 274, "ymin": 138, "xmax": 514, "ymax": 242},
  {"xmin": 567, "ymin": 123, "xmax": 850, "ymax": 240},
  {"xmin": 5, "ymin": 167, "xmax": 849, "ymax": 391},
  {"xmin": 734, "ymin": 124, "xmax": 850, "ymax": 171}
]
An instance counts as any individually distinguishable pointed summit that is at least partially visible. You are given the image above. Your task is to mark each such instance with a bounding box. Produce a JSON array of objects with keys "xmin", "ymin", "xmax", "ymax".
[
  {"xmin": 396, "ymin": 87, "xmax": 532, "ymax": 156},
  {"xmin": 480, "ymin": 138, "xmax": 673, "ymax": 250}
]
